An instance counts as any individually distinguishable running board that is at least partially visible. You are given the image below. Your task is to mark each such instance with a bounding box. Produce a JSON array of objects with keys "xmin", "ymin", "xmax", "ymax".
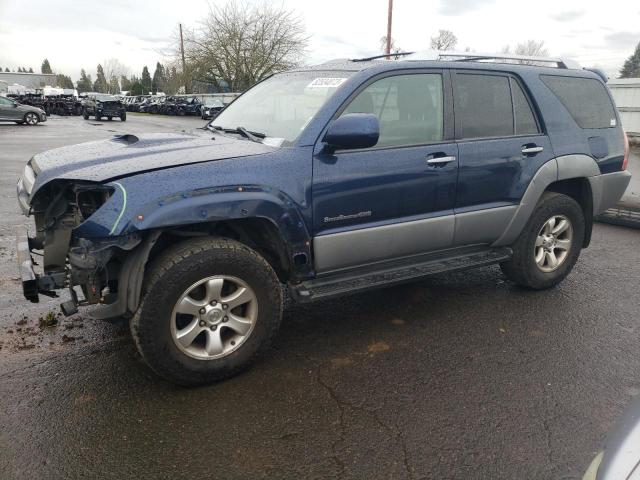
[{"xmin": 291, "ymin": 247, "xmax": 512, "ymax": 303}]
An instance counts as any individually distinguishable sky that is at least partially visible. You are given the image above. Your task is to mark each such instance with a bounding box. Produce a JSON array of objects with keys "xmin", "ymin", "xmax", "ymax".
[{"xmin": 0, "ymin": 0, "xmax": 639, "ymax": 82}]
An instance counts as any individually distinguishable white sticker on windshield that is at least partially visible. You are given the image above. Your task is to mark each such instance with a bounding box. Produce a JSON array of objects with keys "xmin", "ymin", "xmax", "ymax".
[
  {"xmin": 307, "ymin": 77, "xmax": 348, "ymax": 88},
  {"xmin": 610, "ymin": 119, "xmax": 617, "ymax": 126}
]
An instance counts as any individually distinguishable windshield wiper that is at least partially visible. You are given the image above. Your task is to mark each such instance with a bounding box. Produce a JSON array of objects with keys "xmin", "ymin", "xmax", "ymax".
[{"xmin": 210, "ymin": 125, "xmax": 265, "ymax": 143}]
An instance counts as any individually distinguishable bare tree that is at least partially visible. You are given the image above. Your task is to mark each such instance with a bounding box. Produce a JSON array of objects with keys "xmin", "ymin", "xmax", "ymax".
[
  {"xmin": 103, "ymin": 58, "xmax": 130, "ymax": 94},
  {"xmin": 430, "ymin": 30, "xmax": 458, "ymax": 51},
  {"xmin": 181, "ymin": 0, "xmax": 308, "ymax": 92},
  {"xmin": 514, "ymin": 40, "xmax": 548, "ymax": 57}
]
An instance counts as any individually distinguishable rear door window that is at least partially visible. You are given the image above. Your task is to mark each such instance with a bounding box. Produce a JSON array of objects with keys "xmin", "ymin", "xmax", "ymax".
[
  {"xmin": 540, "ymin": 75, "xmax": 617, "ymax": 129},
  {"xmin": 511, "ymin": 79, "xmax": 540, "ymax": 135},
  {"xmin": 454, "ymin": 74, "xmax": 513, "ymax": 139}
]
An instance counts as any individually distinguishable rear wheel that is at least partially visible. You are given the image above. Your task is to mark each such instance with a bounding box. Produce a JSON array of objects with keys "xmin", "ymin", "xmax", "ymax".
[
  {"xmin": 82, "ymin": 108, "xmax": 89, "ymax": 120},
  {"xmin": 24, "ymin": 112, "xmax": 39, "ymax": 125},
  {"xmin": 120, "ymin": 112, "xmax": 126, "ymax": 122},
  {"xmin": 500, "ymin": 192, "xmax": 585, "ymax": 289},
  {"xmin": 131, "ymin": 237, "xmax": 283, "ymax": 386},
  {"xmin": 95, "ymin": 113, "xmax": 101, "ymax": 120}
]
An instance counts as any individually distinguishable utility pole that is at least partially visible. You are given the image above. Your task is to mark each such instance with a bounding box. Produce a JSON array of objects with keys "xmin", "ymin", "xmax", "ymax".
[
  {"xmin": 179, "ymin": 23, "xmax": 190, "ymax": 94},
  {"xmin": 385, "ymin": 0, "xmax": 393, "ymax": 56}
]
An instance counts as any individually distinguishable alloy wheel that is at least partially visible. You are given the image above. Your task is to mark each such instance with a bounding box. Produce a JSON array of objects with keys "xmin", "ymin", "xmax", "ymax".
[
  {"xmin": 170, "ymin": 275, "xmax": 258, "ymax": 360},
  {"xmin": 534, "ymin": 215, "xmax": 573, "ymax": 272}
]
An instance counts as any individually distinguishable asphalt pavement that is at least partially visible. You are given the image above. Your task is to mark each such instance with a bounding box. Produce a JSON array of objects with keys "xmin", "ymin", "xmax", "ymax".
[{"xmin": 1, "ymin": 115, "xmax": 639, "ymax": 480}]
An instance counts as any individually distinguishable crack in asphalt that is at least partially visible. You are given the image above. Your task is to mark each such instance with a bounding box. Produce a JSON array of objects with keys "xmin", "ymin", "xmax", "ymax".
[{"xmin": 315, "ymin": 368, "xmax": 415, "ymax": 479}]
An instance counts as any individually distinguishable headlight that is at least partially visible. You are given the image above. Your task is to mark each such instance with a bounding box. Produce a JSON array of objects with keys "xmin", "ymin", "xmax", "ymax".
[{"xmin": 74, "ymin": 185, "xmax": 114, "ymax": 221}]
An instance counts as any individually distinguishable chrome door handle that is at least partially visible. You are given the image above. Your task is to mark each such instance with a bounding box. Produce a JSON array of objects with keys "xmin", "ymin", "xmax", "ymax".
[
  {"xmin": 426, "ymin": 155, "xmax": 456, "ymax": 164},
  {"xmin": 521, "ymin": 146, "xmax": 544, "ymax": 154}
]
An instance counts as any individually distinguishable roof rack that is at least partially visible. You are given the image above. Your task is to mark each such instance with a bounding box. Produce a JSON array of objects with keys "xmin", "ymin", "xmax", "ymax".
[
  {"xmin": 349, "ymin": 50, "xmax": 581, "ymax": 69},
  {"xmin": 403, "ymin": 50, "xmax": 581, "ymax": 69}
]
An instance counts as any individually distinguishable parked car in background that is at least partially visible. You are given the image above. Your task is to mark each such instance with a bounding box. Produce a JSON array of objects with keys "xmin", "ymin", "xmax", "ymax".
[
  {"xmin": 201, "ymin": 93, "xmax": 240, "ymax": 119},
  {"xmin": 15, "ymin": 51, "xmax": 631, "ymax": 385},
  {"xmin": 81, "ymin": 93, "xmax": 126, "ymax": 121},
  {"xmin": 583, "ymin": 397, "xmax": 640, "ymax": 479},
  {"xmin": 0, "ymin": 95, "xmax": 47, "ymax": 125}
]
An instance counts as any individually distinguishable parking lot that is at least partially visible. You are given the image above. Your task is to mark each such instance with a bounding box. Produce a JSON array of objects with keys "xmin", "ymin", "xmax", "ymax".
[{"xmin": 1, "ymin": 114, "xmax": 639, "ymax": 479}]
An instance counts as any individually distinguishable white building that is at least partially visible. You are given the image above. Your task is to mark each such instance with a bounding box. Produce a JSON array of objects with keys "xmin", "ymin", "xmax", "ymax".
[{"xmin": 609, "ymin": 78, "xmax": 640, "ymax": 137}]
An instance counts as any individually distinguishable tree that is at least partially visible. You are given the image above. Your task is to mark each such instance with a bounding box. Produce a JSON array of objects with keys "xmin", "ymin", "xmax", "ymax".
[
  {"xmin": 514, "ymin": 39, "xmax": 548, "ymax": 57},
  {"xmin": 41, "ymin": 59, "xmax": 52, "ymax": 74},
  {"xmin": 28, "ymin": 67, "xmax": 34, "ymax": 73},
  {"xmin": 620, "ymin": 42, "xmax": 640, "ymax": 78},
  {"xmin": 182, "ymin": 0, "xmax": 308, "ymax": 91},
  {"xmin": 430, "ymin": 30, "xmax": 458, "ymax": 51},
  {"xmin": 76, "ymin": 69, "xmax": 93, "ymax": 93},
  {"xmin": 55, "ymin": 74, "xmax": 74, "ymax": 89},
  {"xmin": 152, "ymin": 62, "xmax": 167, "ymax": 93},
  {"xmin": 120, "ymin": 75, "xmax": 132, "ymax": 92},
  {"xmin": 141, "ymin": 66, "xmax": 152, "ymax": 94},
  {"xmin": 108, "ymin": 75, "xmax": 120, "ymax": 94},
  {"xmin": 93, "ymin": 64, "xmax": 109, "ymax": 93},
  {"xmin": 129, "ymin": 80, "xmax": 144, "ymax": 95},
  {"xmin": 103, "ymin": 58, "xmax": 129, "ymax": 85},
  {"xmin": 4, "ymin": 67, "xmax": 9, "ymax": 72}
]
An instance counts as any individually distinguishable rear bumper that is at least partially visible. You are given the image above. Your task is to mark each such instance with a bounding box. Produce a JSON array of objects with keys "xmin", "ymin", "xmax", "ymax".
[{"xmin": 589, "ymin": 170, "xmax": 632, "ymax": 215}]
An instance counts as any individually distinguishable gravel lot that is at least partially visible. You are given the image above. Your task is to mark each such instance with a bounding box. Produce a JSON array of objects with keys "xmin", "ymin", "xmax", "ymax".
[{"xmin": 0, "ymin": 114, "xmax": 639, "ymax": 480}]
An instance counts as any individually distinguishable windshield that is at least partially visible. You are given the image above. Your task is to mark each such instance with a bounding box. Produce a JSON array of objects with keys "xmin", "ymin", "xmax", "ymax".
[
  {"xmin": 211, "ymin": 71, "xmax": 353, "ymax": 146},
  {"xmin": 203, "ymin": 97, "xmax": 224, "ymax": 107}
]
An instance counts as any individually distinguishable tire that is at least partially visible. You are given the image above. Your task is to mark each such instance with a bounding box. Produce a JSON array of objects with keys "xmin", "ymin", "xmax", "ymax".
[
  {"xmin": 95, "ymin": 113, "xmax": 101, "ymax": 121},
  {"xmin": 107, "ymin": 116, "xmax": 112, "ymax": 121},
  {"xmin": 24, "ymin": 112, "xmax": 39, "ymax": 126},
  {"xmin": 120, "ymin": 112, "xmax": 126, "ymax": 122},
  {"xmin": 82, "ymin": 108, "xmax": 89, "ymax": 120},
  {"xmin": 130, "ymin": 237, "xmax": 283, "ymax": 386},
  {"xmin": 500, "ymin": 192, "xmax": 585, "ymax": 290}
]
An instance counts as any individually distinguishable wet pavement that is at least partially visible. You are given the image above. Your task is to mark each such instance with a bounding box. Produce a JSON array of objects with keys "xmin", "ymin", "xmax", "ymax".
[{"xmin": 1, "ymin": 115, "xmax": 639, "ymax": 480}]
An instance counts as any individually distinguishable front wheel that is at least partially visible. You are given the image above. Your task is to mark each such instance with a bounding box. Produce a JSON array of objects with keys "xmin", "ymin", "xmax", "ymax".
[
  {"xmin": 500, "ymin": 192, "xmax": 585, "ymax": 289},
  {"xmin": 24, "ymin": 112, "xmax": 39, "ymax": 125},
  {"xmin": 131, "ymin": 237, "xmax": 283, "ymax": 386},
  {"xmin": 82, "ymin": 108, "xmax": 89, "ymax": 120},
  {"xmin": 120, "ymin": 112, "xmax": 126, "ymax": 122}
]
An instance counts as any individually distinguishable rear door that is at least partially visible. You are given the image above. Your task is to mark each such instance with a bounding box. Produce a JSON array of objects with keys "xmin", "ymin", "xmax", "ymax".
[
  {"xmin": 452, "ymin": 71, "xmax": 554, "ymax": 246},
  {"xmin": 0, "ymin": 96, "xmax": 18, "ymax": 120},
  {"xmin": 312, "ymin": 70, "xmax": 459, "ymax": 272}
]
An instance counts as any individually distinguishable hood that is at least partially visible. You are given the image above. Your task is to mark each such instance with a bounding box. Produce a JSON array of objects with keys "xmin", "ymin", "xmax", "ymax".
[{"xmin": 29, "ymin": 131, "xmax": 275, "ymax": 196}]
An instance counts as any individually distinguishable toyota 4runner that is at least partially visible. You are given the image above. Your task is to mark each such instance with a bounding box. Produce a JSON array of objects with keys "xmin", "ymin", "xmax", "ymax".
[{"xmin": 16, "ymin": 51, "xmax": 632, "ymax": 385}]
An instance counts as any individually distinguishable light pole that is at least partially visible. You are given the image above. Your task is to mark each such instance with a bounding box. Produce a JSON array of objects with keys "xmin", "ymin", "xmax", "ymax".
[{"xmin": 386, "ymin": 0, "xmax": 393, "ymax": 56}]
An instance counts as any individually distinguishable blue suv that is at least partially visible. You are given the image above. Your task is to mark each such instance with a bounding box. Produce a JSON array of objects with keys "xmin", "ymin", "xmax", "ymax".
[{"xmin": 16, "ymin": 52, "xmax": 631, "ymax": 385}]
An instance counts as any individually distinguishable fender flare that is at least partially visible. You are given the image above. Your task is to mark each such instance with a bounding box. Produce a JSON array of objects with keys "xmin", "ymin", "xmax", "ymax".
[{"xmin": 493, "ymin": 155, "xmax": 599, "ymax": 246}]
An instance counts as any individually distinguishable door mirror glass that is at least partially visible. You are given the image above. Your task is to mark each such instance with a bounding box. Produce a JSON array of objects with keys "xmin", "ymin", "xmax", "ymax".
[{"xmin": 324, "ymin": 113, "xmax": 380, "ymax": 151}]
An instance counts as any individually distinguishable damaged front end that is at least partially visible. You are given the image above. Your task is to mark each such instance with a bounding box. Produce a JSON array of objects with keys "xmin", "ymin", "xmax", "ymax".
[{"xmin": 16, "ymin": 162, "xmax": 143, "ymax": 317}]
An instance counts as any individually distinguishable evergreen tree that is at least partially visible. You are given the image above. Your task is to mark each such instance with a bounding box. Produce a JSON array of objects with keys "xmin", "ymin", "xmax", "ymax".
[
  {"xmin": 141, "ymin": 66, "xmax": 152, "ymax": 94},
  {"xmin": 76, "ymin": 69, "xmax": 93, "ymax": 93},
  {"xmin": 120, "ymin": 75, "xmax": 132, "ymax": 92},
  {"xmin": 152, "ymin": 62, "xmax": 167, "ymax": 93},
  {"xmin": 28, "ymin": 67, "xmax": 34, "ymax": 73},
  {"xmin": 93, "ymin": 64, "xmax": 108, "ymax": 93},
  {"xmin": 17, "ymin": 67, "xmax": 23, "ymax": 73},
  {"xmin": 4, "ymin": 67, "xmax": 9, "ymax": 72},
  {"xmin": 41, "ymin": 58, "xmax": 53, "ymax": 74},
  {"xmin": 129, "ymin": 81, "xmax": 144, "ymax": 95},
  {"xmin": 620, "ymin": 42, "xmax": 640, "ymax": 78},
  {"xmin": 55, "ymin": 74, "xmax": 74, "ymax": 89}
]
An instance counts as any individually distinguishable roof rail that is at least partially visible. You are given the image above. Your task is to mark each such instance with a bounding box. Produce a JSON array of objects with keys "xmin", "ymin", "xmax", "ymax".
[
  {"xmin": 403, "ymin": 50, "xmax": 581, "ymax": 69},
  {"xmin": 352, "ymin": 51, "xmax": 415, "ymax": 62}
]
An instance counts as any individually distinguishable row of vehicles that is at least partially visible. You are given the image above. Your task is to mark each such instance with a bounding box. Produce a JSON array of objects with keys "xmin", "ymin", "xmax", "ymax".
[
  {"xmin": 6, "ymin": 92, "xmax": 83, "ymax": 116},
  {"xmin": 122, "ymin": 93, "xmax": 239, "ymax": 119}
]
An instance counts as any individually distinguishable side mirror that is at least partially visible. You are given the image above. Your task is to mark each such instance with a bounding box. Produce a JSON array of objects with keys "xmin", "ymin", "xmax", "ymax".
[{"xmin": 324, "ymin": 113, "xmax": 379, "ymax": 152}]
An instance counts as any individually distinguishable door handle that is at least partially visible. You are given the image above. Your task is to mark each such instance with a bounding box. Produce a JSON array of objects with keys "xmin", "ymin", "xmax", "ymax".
[
  {"xmin": 521, "ymin": 146, "xmax": 544, "ymax": 155},
  {"xmin": 426, "ymin": 155, "xmax": 456, "ymax": 165}
]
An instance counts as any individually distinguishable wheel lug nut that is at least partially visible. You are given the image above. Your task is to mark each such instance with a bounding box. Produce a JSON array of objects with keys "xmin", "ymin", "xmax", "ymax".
[
  {"xmin": 230, "ymin": 341, "xmax": 235, "ymax": 346},
  {"xmin": 199, "ymin": 321, "xmax": 206, "ymax": 327},
  {"xmin": 210, "ymin": 300, "xmax": 217, "ymax": 306},
  {"xmin": 210, "ymin": 325, "xmax": 217, "ymax": 331},
  {"xmin": 223, "ymin": 316, "xmax": 228, "ymax": 322},
  {"xmin": 199, "ymin": 307, "xmax": 206, "ymax": 314},
  {"xmin": 222, "ymin": 304, "xmax": 228, "ymax": 310}
]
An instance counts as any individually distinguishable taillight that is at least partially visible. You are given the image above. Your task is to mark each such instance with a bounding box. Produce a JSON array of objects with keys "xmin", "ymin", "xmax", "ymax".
[{"xmin": 622, "ymin": 131, "xmax": 630, "ymax": 171}]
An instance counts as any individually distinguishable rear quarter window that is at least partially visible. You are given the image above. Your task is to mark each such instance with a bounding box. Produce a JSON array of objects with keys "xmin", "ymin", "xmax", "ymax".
[{"xmin": 540, "ymin": 75, "xmax": 617, "ymax": 129}]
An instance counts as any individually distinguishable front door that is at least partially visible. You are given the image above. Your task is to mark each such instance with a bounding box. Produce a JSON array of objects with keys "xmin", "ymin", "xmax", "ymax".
[
  {"xmin": 0, "ymin": 96, "xmax": 18, "ymax": 120},
  {"xmin": 312, "ymin": 70, "xmax": 458, "ymax": 272}
]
